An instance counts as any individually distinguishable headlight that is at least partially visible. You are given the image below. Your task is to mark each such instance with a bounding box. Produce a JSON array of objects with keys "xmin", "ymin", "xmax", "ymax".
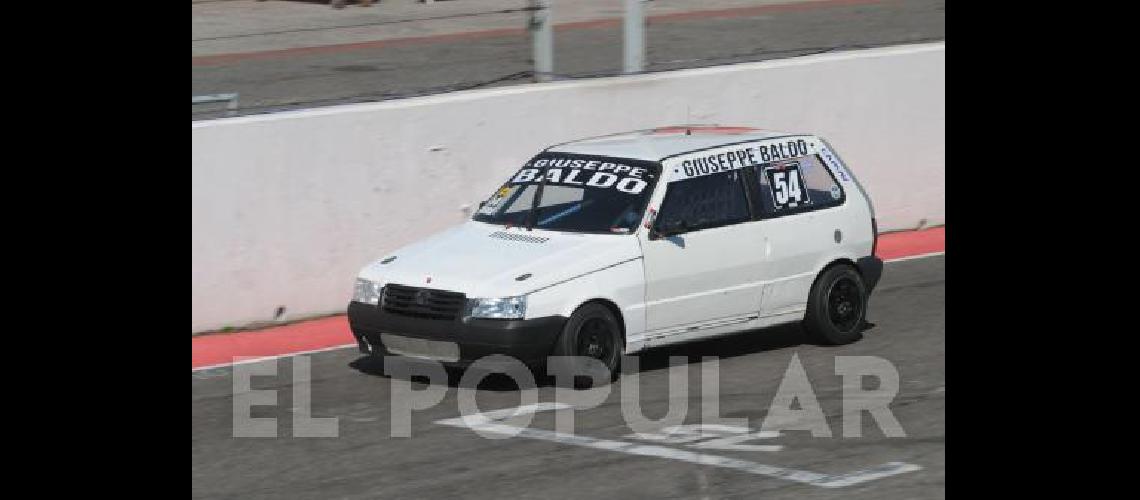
[
  {"xmin": 352, "ymin": 278, "xmax": 384, "ymax": 305},
  {"xmin": 466, "ymin": 296, "xmax": 526, "ymax": 319}
]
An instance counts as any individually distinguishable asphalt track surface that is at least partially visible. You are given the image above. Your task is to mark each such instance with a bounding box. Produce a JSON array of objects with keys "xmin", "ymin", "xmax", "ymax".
[
  {"xmin": 191, "ymin": 0, "xmax": 945, "ymax": 119},
  {"xmin": 191, "ymin": 253, "xmax": 945, "ymax": 499}
]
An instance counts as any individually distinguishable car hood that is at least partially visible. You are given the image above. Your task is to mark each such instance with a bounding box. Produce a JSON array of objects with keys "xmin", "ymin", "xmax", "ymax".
[{"xmin": 358, "ymin": 221, "xmax": 642, "ymax": 298}]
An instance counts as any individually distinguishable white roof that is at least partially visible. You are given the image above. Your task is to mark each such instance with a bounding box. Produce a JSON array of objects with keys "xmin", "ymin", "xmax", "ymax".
[{"xmin": 546, "ymin": 126, "xmax": 803, "ymax": 161}]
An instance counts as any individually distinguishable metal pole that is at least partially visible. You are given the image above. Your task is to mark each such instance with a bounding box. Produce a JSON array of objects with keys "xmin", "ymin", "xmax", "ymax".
[
  {"xmin": 530, "ymin": 0, "xmax": 553, "ymax": 82},
  {"xmin": 623, "ymin": 0, "xmax": 645, "ymax": 74}
]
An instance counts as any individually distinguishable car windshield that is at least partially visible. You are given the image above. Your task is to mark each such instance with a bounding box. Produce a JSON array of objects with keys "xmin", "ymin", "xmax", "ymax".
[{"xmin": 472, "ymin": 153, "xmax": 661, "ymax": 234}]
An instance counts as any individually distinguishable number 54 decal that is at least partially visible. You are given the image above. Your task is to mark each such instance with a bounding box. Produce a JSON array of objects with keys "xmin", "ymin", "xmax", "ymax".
[{"xmin": 765, "ymin": 162, "xmax": 812, "ymax": 210}]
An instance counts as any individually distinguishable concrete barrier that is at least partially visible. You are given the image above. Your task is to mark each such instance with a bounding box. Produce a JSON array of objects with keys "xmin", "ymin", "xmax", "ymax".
[{"xmin": 192, "ymin": 42, "xmax": 944, "ymax": 333}]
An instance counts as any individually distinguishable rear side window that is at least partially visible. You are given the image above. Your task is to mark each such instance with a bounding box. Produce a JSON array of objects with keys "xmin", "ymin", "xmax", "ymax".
[
  {"xmin": 751, "ymin": 154, "xmax": 844, "ymax": 216},
  {"xmin": 655, "ymin": 170, "xmax": 751, "ymax": 234}
]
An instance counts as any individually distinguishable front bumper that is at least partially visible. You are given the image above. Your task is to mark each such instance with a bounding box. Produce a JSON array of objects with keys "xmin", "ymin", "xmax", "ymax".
[{"xmin": 347, "ymin": 301, "xmax": 567, "ymax": 367}]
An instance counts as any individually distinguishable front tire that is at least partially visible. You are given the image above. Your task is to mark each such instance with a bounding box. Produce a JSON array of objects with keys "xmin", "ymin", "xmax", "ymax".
[
  {"xmin": 803, "ymin": 264, "xmax": 868, "ymax": 345},
  {"xmin": 551, "ymin": 303, "xmax": 622, "ymax": 388}
]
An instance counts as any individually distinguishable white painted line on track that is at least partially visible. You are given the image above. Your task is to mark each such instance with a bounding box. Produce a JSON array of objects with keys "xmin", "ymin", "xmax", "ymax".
[
  {"xmin": 435, "ymin": 403, "xmax": 922, "ymax": 488},
  {"xmin": 884, "ymin": 251, "xmax": 944, "ymax": 263},
  {"xmin": 192, "ymin": 252, "xmax": 944, "ymax": 373}
]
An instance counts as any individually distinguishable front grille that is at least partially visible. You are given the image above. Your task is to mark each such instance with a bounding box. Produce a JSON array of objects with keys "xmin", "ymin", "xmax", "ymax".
[
  {"xmin": 489, "ymin": 231, "xmax": 549, "ymax": 244},
  {"xmin": 382, "ymin": 284, "xmax": 466, "ymax": 320}
]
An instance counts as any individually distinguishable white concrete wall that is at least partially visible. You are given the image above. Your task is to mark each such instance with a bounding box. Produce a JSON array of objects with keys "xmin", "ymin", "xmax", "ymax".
[{"xmin": 192, "ymin": 42, "xmax": 944, "ymax": 333}]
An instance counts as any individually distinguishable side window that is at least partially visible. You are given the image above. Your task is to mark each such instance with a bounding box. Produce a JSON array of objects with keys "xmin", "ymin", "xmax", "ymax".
[
  {"xmin": 655, "ymin": 170, "xmax": 750, "ymax": 234},
  {"xmin": 751, "ymin": 154, "xmax": 844, "ymax": 216}
]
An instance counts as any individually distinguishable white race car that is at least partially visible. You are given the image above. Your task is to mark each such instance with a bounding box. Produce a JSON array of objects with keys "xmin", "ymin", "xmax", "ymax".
[{"xmin": 348, "ymin": 126, "xmax": 882, "ymax": 382}]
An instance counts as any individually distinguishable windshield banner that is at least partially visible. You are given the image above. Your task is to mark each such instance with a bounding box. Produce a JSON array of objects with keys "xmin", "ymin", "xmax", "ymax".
[{"xmin": 510, "ymin": 155, "xmax": 658, "ymax": 195}]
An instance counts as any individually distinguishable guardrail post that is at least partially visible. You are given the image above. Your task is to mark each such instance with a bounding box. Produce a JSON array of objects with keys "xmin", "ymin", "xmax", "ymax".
[
  {"xmin": 623, "ymin": 0, "xmax": 646, "ymax": 74},
  {"xmin": 192, "ymin": 93, "xmax": 240, "ymax": 117},
  {"xmin": 529, "ymin": 0, "xmax": 553, "ymax": 82},
  {"xmin": 226, "ymin": 96, "xmax": 239, "ymax": 116}
]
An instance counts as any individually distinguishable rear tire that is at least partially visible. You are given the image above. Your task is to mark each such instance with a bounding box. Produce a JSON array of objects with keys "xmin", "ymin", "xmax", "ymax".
[
  {"xmin": 551, "ymin": 303, "xmax": 622, "ymax": 388},
  {"xmin": 803, "ymin": 264, "xmax": 868, "ymax": 345}
]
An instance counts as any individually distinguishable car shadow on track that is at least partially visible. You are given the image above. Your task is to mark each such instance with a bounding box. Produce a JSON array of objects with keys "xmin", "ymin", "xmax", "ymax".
[{"xmin": 348, "ymin": 321, "xmax": 877, "ymax": 391}]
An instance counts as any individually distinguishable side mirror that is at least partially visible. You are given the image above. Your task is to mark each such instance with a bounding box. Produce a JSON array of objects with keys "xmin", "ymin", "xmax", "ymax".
[{"xmin": 651, "ymin": 220, "xmax": 687, "ymax": 240}]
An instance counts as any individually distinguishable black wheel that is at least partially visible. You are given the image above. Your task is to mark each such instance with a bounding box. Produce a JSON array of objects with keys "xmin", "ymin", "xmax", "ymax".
[
  {"xmin": 551, "ymin": 303, "xmax": 622, "ymax": 388},
  {"xmin": 803, "ymin": 264, "xmax": 868, "ymax": 345}
]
